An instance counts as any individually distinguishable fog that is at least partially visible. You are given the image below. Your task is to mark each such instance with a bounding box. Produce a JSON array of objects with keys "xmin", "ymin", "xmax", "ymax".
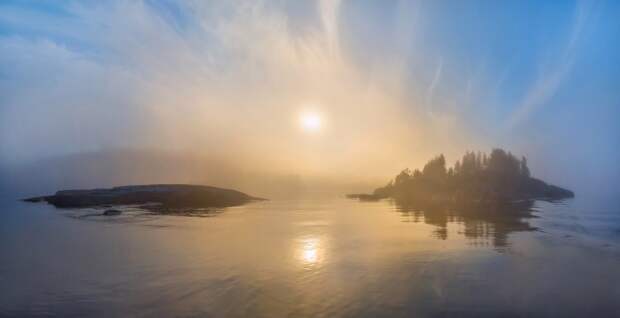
[{"xmin": 1, "ymin": 1, "xmax": 618, "ymax": 198}]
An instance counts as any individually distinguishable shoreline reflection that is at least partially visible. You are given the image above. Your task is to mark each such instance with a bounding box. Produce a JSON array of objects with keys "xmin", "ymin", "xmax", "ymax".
[{"xmin": 392, "ymin": 199, "xmax": 539, "ymax": 248}]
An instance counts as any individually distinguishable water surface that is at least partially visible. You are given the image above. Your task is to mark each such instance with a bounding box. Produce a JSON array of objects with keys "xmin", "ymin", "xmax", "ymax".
[{"xmin": 1, "ymin": 196, "xmax": 619, "ymax": 317}]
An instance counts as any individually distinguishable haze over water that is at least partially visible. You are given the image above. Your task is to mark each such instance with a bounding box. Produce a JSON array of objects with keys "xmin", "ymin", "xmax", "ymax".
[
  {"xmin": 2, "ymin": 195, "xmax": 619, "ymax": 317},
  {"xmin": 1, "ymin": 1, "xmax": 620, "ymax": 317},
  {"xmin": 1, "ymin": 1, "xmax": 619, "ymax": 196}
]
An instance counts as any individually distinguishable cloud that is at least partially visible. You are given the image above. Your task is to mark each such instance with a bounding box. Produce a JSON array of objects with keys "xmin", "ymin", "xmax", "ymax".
[
  {"xmin": 507, "ymin": 0, "xmax": 593, "ymax": 129},
  {"xmin": 0, "ymin": 0, "xmax": 617, "ymax": 198},
  {"xmin": 425, "ymin": 57, "xmax": 443, "ymax": 116},
  {"xmin": 1, "ymin": 0, "xmax": 467, "ymax": 183}
]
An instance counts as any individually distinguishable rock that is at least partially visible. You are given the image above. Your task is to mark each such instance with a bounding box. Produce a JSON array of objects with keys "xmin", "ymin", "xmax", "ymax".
[
  {"xmin": 23, "ymin": 184, "xmax": 266, "ymax": 211},
  {"xmin": 102, "ymin": 209, "xmax": 122, "ymax": 216}
]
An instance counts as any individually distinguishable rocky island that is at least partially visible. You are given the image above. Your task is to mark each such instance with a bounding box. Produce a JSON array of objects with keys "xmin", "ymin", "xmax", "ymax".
[
  {"xmin": 24, "ymin": 184, "xmax": 265, "ymax": 214},
  {"xmin": 349, "ymin": 149, "xmax": 574, "ymax": 205}
]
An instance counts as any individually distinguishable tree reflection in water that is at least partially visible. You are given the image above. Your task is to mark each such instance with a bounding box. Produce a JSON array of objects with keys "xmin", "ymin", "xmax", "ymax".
[{"xmin": 392, "ymin": 199, "xmax": 539, "ymax": 248}]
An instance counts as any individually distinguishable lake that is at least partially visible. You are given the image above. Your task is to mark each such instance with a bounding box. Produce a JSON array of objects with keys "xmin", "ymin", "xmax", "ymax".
[{"xmin": 1, "ymin": 195, "xmax": 619, "ymax": 317}]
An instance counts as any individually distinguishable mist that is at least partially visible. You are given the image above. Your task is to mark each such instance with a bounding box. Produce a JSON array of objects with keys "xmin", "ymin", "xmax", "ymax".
[{"xmin": 1, "ymin": 1, "xmax": 618, "ymax": 198}]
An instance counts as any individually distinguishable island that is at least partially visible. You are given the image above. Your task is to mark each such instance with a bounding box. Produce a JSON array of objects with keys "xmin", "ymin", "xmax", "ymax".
[
  {"xmin": 23, "ymin": 184, "xmax": 265, "ymax": 214},
  {"xmin": 348, "ymin": 148, "xmax": 574, "ymax": 205}
]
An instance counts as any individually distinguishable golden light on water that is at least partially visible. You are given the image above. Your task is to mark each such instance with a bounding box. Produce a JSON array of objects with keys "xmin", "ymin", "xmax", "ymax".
[
  {"xmin": 298, "ymin": 236, "xmax": 322, "ymax": 266},
  {"xmin": 303, "ymin": 247, "xmax": 318, "ymax": 263}
]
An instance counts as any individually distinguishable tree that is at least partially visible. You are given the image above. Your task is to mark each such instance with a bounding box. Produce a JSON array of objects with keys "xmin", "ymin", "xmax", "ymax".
[
  {"xmin": 460, "ymin": 151, "xmax": 477, "ymax": 176},
  {"xmin": 488, "ymin": 148, "xmax": 521, "ymax": 178},
  {"xmin": 413, "ymin": 169, "xmax": 422, "ymax": 178},
  {"xmin": 475, "ymin": 151, "xmax": 483, "ymax": 171},
  {"xmin": 394, "ymin": 169, "xmax": 411, "ymax": 185},
  {"xmin": 423, "ymin": 154, "xmax": 447, "ymax": 181},
  {"xmin": 520, "ymin": 156, "xmax": 530, "ymax": 178}
]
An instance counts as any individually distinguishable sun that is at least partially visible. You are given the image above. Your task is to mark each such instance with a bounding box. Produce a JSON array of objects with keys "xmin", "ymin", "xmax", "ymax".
[{"xmin": 299, "ymin": 112, "xmax": 322, "ymax": 133}]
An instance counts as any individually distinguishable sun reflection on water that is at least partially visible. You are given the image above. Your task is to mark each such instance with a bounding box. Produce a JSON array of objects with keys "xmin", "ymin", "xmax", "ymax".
[{"xmin": 298, "ymin": 236, "xmax": 323, "ymax": 267}]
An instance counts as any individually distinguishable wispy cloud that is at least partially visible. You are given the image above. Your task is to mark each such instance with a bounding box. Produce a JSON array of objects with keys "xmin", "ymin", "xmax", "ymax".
[
  {"xmin": 507, "ymin": 0, "xmax": 593, "ymax": 129},
  {"xmin": 0, "ymin": 0, "xmax": 449, "ymax": 179},
  {"xmin": 425, "ymin": 57, "xmax": 443, "ymax": 116},
  {"xmin": 2, "ymin": 0, "xmax": 613, "ymax": 194}
]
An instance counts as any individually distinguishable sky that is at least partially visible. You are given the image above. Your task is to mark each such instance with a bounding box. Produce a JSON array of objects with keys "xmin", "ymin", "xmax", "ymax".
[{"xmin": 0, "ymin": 0, "xmax": 619, "ymax": 197}]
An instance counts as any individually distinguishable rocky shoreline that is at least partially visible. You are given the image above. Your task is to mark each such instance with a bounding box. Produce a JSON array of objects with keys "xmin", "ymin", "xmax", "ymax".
[{"xmin": 24, "ymin": 184, "xmax": 265, "ymax": 214}]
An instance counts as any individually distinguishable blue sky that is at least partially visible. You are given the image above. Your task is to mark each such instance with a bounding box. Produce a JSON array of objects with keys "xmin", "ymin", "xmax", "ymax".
[{"xmin": 0, "ymin": 0, "xmax": 618, "ymax": 196}]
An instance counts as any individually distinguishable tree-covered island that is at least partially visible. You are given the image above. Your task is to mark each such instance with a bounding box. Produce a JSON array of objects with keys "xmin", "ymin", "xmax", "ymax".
[{"xmin": 349, "ymin": 149, "xmax": 574, "ymax": 204}]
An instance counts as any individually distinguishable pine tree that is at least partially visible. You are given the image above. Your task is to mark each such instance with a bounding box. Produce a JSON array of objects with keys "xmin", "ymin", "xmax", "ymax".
[{"xmin": 520, "ymin": 156, "xmax": 530, "ymax": 178}]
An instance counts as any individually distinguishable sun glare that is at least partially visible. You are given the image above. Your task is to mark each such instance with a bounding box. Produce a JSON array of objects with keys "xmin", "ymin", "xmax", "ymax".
[
  {"xmin": 300, "ymin": 112, "xmax": 322, "ymax": 133},
  {"xmin": 298, "ymin": 236, "xmax": 322, "ymax": 267}
]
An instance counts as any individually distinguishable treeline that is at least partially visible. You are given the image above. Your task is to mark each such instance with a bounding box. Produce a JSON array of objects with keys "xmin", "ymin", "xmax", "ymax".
[{"xmin": 371, "ymin": 148, "xmax": 573, "ymax": 203}]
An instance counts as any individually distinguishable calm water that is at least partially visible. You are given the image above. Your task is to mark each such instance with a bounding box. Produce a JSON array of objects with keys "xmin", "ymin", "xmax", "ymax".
[{"xmin": 1, "ymin": 196, "xmax": 620, "ymax": 317}]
